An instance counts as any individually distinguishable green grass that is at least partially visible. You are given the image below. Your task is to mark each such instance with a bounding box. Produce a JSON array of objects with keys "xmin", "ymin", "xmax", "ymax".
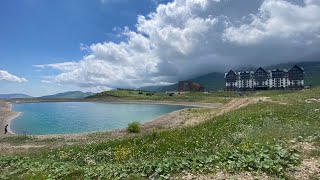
[
  {"xmin": 1, "ymin": 88, "xmax": 320, "ymax": 179},
  {"xmin": 243, "ymin": 90, "xmax": 296, "ymax": 97},
  {"xmin": 0, "ymin": 135, "xmax": 66, "ymax": 146},
  {"xmin": 88, "ymin": 90, "xmax": 237, "ymax": 104},
  {"xmin": 0, "ymin": 135, "xmax": 33, "ymax": 145}
]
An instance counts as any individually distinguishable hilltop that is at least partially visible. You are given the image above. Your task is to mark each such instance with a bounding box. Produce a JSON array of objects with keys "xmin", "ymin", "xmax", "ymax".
[
  {"xmin": 40, "ymin": 91, "xmax": 95, "ymax": 99},
  {"xmin": 0, "ymin": 93, "xmax": 32, "ymax": 99},
  {"xmin": 139, "ymin": 72, "xmax": 225, "ymax": 92},
  {"xmin": 87, "ymin": 89, "xmax": 234, "ymax": 104}
]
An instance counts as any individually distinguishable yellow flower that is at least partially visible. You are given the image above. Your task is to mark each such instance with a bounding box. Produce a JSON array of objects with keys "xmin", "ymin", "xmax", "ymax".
[{"xmin": 114, "ymin": 146, "xmax": 130, "ymax": 162}]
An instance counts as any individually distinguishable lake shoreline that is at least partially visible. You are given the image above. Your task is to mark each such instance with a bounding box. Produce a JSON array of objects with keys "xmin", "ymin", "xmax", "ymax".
[
  {"xmin": 0, "ymin": 101, "xmax": 20, "ymax": 136},
  {"xmin": 10, "ymin": 98, "xmax": 221, "ymax": 108},
  {"xmin": 1, "ymin": 99, "xmax": 222, "ymax": 138}
]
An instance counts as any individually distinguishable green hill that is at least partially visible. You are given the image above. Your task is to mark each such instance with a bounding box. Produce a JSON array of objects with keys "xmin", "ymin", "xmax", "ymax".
[
  {"xmin": 40, "ymin": 91, "xmax": 95, "ymax": 99},
  {"xmin": 140, "ymin": 72, "xmax": 225, "ymax": 92},
  {"xmin": 191, "ymin": 72, "xmax": 225, "ymax": 90},
  {"xmin": 0, "ymin": 93, "xmax": 33, "ymax": 99}
]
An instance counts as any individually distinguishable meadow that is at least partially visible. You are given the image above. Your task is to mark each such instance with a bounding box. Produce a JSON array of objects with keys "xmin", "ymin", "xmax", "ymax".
[
  {"xmin": 87, "ymin": 89, "xmax": 238, "ymax": 104},
  {"xmin": 0, "ymin": 88, "xmax": 319, "ymax": 179}
]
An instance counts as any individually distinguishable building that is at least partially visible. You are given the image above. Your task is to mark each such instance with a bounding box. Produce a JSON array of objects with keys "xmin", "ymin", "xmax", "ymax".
[
  {"xmin": 254, "ymin": 67, "xmax": 269, "ymax": 90},
  {"xmin": 288, "ymin": 65, "xmax": 305, "ymax": 89},
  {"xmin": 225, "ymin": 65, "xmax": 304, "ymax": 91},
  {"xmin": 225, "ymin": 70, "xmax": 238, "ymax": 91},
  {"xmin": 178, "ymin": 80, "xmax": 204, "ymax": 92}
]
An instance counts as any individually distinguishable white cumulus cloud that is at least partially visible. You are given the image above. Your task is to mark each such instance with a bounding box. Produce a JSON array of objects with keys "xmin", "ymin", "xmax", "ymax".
[
  {"xmin": 36, "ymin": 0, "xmax": 320, "ymax": 89},
  {"xmin": 0, "ymin": 70, "xmax": 28, "ymax": 83},
  {"xmin": 223, "ymin": 0, "xmax": 320, "ymax": 44}
]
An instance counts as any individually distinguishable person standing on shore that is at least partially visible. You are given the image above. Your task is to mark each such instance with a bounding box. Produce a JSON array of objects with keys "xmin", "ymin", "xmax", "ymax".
[{"xmin": 4, "ymin": 124, "xmax": 8, "ymax": 134}]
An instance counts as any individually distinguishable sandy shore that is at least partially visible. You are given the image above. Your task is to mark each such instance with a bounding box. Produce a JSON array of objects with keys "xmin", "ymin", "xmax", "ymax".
[
  {"xmin": 0, "ymin": 101, "xmax": 21, "ymax": 135},
  {"xmin": 11, "ymin": 98, "xmax": 222, "ymax": 108},
  {"xmin": 0, "ymin": 99, "xmax": 222, "ymax": 139},
  {"xmin": 93, "ymin": 100, "xmax": 221, "ymax": 108}
]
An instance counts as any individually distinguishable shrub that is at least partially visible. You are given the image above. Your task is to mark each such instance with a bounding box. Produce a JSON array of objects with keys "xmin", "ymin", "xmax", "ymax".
[{"xmin": 127, "ymin": 122, "xmax": 140, "ymax": 133}]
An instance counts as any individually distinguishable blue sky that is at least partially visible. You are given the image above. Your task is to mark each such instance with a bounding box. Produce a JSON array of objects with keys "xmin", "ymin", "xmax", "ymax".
[
  {"xmin": 0, "ymin": 0, "xmax": 170, "ymax": 96},
  {"xmin": 1, "ymin": 0, "xmax": 319, "ymax": 96}
]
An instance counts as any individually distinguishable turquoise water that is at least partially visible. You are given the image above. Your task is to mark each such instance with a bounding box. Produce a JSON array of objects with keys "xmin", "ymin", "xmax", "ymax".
[{"xmin": 11, "ymin": 102, "xmax": 187, "ymax": 135}]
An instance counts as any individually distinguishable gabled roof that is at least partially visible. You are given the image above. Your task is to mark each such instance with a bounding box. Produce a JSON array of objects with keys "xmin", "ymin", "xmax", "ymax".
[
  {"xmin": 289, "ymin": 65, "xmax": 304, "ymax": 72},
  {"xmin": 254, "ymin": 67, "xmax": 267, "ymax": 74},
  {"xmin": 226, "ymin": 70, "xmax": 236, "ymax": 76},
  {"xmin": 272, "ymin": 69, "xmax": 284, "ymax": 72}
]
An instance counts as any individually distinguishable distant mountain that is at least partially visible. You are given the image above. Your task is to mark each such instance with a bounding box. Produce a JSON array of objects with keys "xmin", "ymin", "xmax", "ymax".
[
  {"xmin": 0, "ymin": 93, "xmax": 33, "ymax": 99},
  {"xmin": 40, "ymin": 91, "xmax": 95, "ymax": 99},
  {"xmin": 139, "ymin": 84, "xmax": 178, "ymax": 92},
  {"xmin": 139, "ymin": 72, "xmax": 225, "ymax": 92},
  {"xmin": 138, "ymin": 85, "xmax": 167, "ymax": 92},
  {"xmin": 139, "ymin": 61, "xmax": 320, "ymax": 92}
]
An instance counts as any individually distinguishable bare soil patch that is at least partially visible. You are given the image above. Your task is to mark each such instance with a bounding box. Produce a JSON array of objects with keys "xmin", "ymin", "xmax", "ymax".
[
  {"xmin": 174, "ymin": 171, "xmax": 275, "ymax": 180},
  {"xmin": 287, "ymin": 142, "xmax": 320, "ymax": 180}
]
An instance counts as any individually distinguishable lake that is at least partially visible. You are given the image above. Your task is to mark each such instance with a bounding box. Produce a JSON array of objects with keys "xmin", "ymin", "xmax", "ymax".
[{"xmin": 11, "ymin": 102, "xmax": 188, "ymax": 135}]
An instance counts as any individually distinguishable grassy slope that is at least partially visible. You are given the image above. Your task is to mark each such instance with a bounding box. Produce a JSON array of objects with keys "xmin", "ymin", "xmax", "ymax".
[
  {"xmin": 191, "ymin": 72, "xmax": 225, "ymax": 90},
  {"xmin": 140, "ymin": 72, "xmax": 225, "ymax": 92},
  {"xmin": 87, "ymin": 90, "xmax": 237, "ymax": 104},
  {"xmin": 40, "ymin": 91, "xmax": 94, "ymax": 99},
  {"xmin": 300, "ymin": 62, "xmax": 320, "ymax": 86},
  {"xmin": 0, "ymin": 93, "xmax": 33, "ymax": 99},
  {"xmin": 1, "ymin": 89, "xmax": 320, "ymax": 179}
]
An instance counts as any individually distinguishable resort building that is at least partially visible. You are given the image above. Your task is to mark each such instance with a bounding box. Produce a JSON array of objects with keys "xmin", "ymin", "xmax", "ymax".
[
  {"xmin": 225, "ymin": 65, "xmax": 304, "ymax": 91},
  {"xmin": 178, "ymin": 80, "xmax": 204, "ymax": 92}
]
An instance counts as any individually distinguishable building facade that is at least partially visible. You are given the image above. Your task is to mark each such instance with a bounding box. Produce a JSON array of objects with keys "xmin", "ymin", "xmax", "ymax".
[
  {"xmin": 178, "ymin": 80, "xmax": 204, "ymax": 92},
  {"xmin": 225, "ymin": 65, "xmax": 304, "ymax": 91}
]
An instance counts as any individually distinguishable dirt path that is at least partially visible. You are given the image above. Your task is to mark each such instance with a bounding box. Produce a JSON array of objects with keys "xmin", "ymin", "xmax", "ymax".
[
  {"xmin": 289, "ymin": 141, "xmax": 320, "ymax": 179},
  {"xmin": 139, "ymin": 96, "xmax": 275, "ymax": 133}
]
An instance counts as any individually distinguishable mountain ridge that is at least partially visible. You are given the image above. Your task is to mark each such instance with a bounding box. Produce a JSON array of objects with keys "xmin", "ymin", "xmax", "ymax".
[
  {"xmin": 0, "ymin": 93, "xmax": 33, "ymax": 99},
  {"xmin": 40, "ymin": 91, "xmax": 95, "ymax": 99}
]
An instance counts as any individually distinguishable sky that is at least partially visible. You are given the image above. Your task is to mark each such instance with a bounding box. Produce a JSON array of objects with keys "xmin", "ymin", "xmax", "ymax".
[{"xmin": 0, "ymin": 0, "xmax": 320, "ymax": 96}]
